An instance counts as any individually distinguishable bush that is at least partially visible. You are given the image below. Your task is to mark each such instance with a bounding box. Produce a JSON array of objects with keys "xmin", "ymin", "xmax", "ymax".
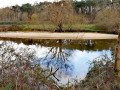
[
  {"xmin": 68, "ymin": 56, "xmax": 119, "ymax": 90},
  {"xmin": 94, "ymin": 8, "xmax": 120, "ymax": 33},
  {"xmin": 0, "ymin": 42, "xmax": 59, "ymax": 89},
  {"xmin": 4, "ymin": 25, "xmax": 24, "ymax": 31}
]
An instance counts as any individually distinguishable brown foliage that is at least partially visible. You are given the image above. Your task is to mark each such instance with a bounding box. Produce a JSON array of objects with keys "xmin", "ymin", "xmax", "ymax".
[
  {"xmin": 0, "ymin": 42, "xmax": 59, "ymax": 89},
  {"xmin": 94, "ymin": 8, "xmax": 120, "ymax": 32},
  {"xmin": 37, "ymin": 1, "xmax": 88, "ymax": 32},
  {"xmin": 0, "ymin": 7, "xmax": 14, "ymax": 22}
]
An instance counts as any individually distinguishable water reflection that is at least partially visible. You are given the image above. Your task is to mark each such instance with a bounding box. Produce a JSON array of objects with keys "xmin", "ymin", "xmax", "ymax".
[
  {"xmin": 39, "ymin": 40, "xmax": 74, "ymax": 83},
  {"xmin": 0, "ymin": 38, "xmax": 117, "ymax": 85},
  {"xmin": 0, "ymin": 38, "xmax": 116, "ymax": 51}
]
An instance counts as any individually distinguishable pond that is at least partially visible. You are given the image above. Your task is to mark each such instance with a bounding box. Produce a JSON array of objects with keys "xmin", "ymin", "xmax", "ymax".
[{"xmin": 0, "ymin": 38, "xmax": 117, "ymax": 86}]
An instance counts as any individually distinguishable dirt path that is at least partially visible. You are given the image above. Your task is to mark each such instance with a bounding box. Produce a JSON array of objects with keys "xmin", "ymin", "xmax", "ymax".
[{"xmin": 0, "ymin": 32, "xmax": 118, "ymax": 40}]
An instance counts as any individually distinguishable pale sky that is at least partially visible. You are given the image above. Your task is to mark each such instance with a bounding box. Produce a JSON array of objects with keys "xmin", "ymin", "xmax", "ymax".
[
  {"xmin": 0, "ymin": 0, "xmax": 80, "ymax": 8},
  {"xmin": 0, "ymin": 0, "xmax": 57, "ymax": 8}
]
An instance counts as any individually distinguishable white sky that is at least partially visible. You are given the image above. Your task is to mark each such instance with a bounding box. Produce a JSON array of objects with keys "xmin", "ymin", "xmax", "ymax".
[
  {"xmin": 0, "ymin": 0, "xmax": 80, "ymax": 8},
  {"xmin": 0, "ymin": 0, "xmax": 57, "ymax": 8}
]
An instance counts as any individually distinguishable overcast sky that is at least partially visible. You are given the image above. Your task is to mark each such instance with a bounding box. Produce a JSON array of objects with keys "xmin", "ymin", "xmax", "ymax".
[
  {"xmin": 0, "ymin": 0, "xmax": 58, "ymax": 8},
  {"xmin": 0, "ymin": 0, "xmax": 80, "ymax": 8}
]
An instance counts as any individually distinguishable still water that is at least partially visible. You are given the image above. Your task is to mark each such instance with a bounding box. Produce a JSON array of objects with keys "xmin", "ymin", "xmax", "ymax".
[{"xmin": 0, "ymin": 38, "xmax": 117, "ymax": 85}]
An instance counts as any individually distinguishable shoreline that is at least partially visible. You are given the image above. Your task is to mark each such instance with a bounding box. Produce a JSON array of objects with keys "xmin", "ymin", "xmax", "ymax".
[{"xmin": 0, "ymin": 32, "xmax": 118, "ymax": 40}]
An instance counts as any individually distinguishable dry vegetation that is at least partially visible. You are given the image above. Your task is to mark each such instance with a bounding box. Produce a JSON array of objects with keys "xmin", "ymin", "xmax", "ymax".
[
  {"xmin": 68, "ymin": 56, "xmax": 120, "ymax": 90},
  {"xmin": 29, "ymin": 1, "xmax": 89, "ymax": 32},
  {"xmin": 0, "ymin": 41, "xmax": 60, "ymax": 90},
  {"xmin": 94, "ymin": 8, "xmax": 120, "ymax": 33},
  {"xmin": 0, "ymin": 0, "xmax": 120, "ymax": 33}
]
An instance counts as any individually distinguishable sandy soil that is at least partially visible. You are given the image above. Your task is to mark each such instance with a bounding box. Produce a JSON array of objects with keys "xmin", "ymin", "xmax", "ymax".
[{"xmin": 0, "ymin": 32, "xmax": 118, "ymax": 40}]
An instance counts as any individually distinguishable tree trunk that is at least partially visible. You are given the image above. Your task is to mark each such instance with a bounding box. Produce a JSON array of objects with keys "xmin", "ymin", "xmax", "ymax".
[
  {"xmin": 115, "ymin": 33, "xmax": 120, "ymax": 82},
  {"xmin": 20, "ymin": 12, "xmax": 23, "ymax": 21},
  {"xmin": 58, "ymin": 24, "xmax": 62, "ymax": 32}
]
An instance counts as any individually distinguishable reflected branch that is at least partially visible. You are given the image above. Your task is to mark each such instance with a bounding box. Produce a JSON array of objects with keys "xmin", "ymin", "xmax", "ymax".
[{"xmin": 40, "ymin": 39, "xmax": 74, "ymax": 76}]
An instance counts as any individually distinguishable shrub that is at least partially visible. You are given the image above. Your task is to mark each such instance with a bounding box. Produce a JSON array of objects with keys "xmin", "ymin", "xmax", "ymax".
[
  {"xmin": 0, "ymin": 41, "xmax": 59, "ymax": 89},
  {"xmin": 94, "ymin": 8, "xmax": 120, "ymax": 33}
]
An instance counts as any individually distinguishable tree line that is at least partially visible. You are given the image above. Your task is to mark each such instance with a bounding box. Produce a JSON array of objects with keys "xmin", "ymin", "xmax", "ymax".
[
  {"xmin": 1, "ymin": 0, "xmax": 119, "ymax": 21},
  {"xmin": 0, "ymin": 0, "xmax": 120, "ymax": 32}
]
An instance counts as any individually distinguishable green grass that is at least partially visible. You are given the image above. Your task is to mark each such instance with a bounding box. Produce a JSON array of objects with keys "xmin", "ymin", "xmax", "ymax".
[
  {"xmin": 20, "ymin": 24, "xmax": 54, "ymax": 30},
  {"xmin": 85, "ymin": 28, "xmax": 104, "ymax": 32},
  {"xmin": 0, "ymin": 21, "xmax": 23, "ymax": 25},
  {"xmin": 19, "ymin": 24, "xmax": 104, "ymax": 32}
]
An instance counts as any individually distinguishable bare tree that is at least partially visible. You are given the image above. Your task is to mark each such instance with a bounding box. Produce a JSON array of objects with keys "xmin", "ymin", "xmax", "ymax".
[{"xmin": 41, "ymin": 0, "xmax": 78, "ymax": 32}]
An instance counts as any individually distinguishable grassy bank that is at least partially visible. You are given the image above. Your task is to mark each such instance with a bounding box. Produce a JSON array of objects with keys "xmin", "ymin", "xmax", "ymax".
[
  {"xmin": 19, "ymin": 24, "xmax": 104, "ymax": 32},
  {"xmin": 0, "ymin": 24, "xmax": 104, "ymax": 32}
]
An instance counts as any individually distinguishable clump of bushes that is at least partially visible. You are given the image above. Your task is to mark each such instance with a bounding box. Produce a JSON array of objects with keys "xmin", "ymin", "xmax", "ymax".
[
  {"xmin": 0, "ymin": 42, "xmax": 59, "ymax": 90},
  {"xmin": 94, "ymin": 8, "xmax": 120, "ymax": 33},
  {"xmin": 68, "ymin": 56, "xmax": 120, "ymax": 90},
  {"xmin": 2, "ymin": 25, "xmax": 35, "ymax": 32},
  {"xmin": 4, "ymin": 25, "xmax": 24, "ymax": 31}
]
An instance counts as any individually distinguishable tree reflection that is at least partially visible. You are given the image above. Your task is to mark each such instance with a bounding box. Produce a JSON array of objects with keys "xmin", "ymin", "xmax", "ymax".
[
  {"xmin": 40, "ymin": 39, "xmax": 74, "ymax": 77},
  {"xmin": 0, "ymin": 37, "xmax": 116, "ymax": 51}
]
